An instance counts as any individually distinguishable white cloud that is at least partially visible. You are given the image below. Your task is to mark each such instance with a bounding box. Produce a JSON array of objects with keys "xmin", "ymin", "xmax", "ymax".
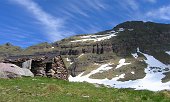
[
  {"xmin": 11, "ymin": 0, "xmax": 73, "ymax": 42},
  {"xmin": 147, "ymin": 5, "xmax": 170, "ymax": 20}
]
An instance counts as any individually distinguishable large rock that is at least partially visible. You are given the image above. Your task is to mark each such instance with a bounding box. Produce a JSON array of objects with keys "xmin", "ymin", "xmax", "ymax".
[{"xmin": 0, "ymin": 63, "xmax": 34, "ymax": 79}]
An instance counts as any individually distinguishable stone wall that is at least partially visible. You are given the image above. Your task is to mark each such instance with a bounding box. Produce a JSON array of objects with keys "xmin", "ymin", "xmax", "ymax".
[
  {"xmin": 46, "ymin": 56, "xmax": 68, "ymax": 80},
  {"xmin": 3, "ymin": 55, "xmax": 68, "ymax": 80}
]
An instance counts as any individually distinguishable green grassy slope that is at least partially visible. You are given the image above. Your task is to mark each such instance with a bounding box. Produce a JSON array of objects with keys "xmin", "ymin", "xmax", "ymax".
[{"xmin": 0, "ymin": 77, "xmax": 170, "ymax": 102}]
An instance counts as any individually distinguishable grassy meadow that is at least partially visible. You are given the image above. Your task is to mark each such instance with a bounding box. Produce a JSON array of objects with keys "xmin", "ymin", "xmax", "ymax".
[{"xmin": 0, "ymin": 77, "xmax": 170, "ymax": 102}]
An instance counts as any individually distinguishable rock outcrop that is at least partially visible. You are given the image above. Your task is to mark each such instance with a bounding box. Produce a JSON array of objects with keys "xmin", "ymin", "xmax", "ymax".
[{"xmin": 0, "ymin": 63, "xmax": 34, "ymax": 79}]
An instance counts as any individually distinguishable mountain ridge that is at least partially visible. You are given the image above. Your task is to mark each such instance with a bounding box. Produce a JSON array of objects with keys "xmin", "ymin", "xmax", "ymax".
[{"xmin": 0, "ymin": 21, "xmax": 170, "ymax": 91}]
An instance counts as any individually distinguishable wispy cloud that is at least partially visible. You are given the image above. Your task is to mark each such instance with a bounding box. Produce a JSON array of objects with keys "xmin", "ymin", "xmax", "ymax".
[
  {"xmin": 126, "ymin": 0, "xmax": 139, "ymax": 10},
  {"xmin": 84, "ymin": 0, "xmax": 107, "ymax": 10},
  {"xmin": 146, "ymin": 0, "xmax": 157, "ymax": 3},
  {"xmin": 67, "ymin": 4, "xmax": 89, "ymax": 17},
  {"xmin": 115, "ymin": 0, "xmax": 144, "ymax": 20},
  {"xmin": 147, "ymin": 5, "xmax": 170, "ymax": 20},
  {"xmin": 116, "ymin": 0, "xmax": 139, "ymax": 11},
  {"xmin": 11, "ymin": 0, "xmax": 73, "ymax": 42},
  {"xmin": 55, "ymin": 0, "xmax": 108, "ymax": 34},
  {"xmin": 60, "ymin": 0, "xmax": 107, "ymax": 18}
]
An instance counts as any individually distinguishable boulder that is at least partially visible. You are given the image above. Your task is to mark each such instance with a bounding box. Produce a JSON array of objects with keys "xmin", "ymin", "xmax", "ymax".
[{"xmin": 0, "ymin": 63, "xmax": 34, "ymax": 79}]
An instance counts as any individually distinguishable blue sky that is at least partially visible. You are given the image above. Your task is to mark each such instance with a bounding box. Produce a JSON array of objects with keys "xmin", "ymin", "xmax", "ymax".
[{"xmin": 1, "ymin": 0, "xmax": 170, "ymax": 47}]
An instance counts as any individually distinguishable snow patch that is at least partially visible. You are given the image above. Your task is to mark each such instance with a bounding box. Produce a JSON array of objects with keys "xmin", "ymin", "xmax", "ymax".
[
  {"xmin": 78, "ymin": 54, "xmax": 84, "ymax": 58},
  {"xmin": 66, "ymin": 58, "xmax": 73, "ymax": 65},
  {"xmin": 118, "ymin": 28, "xmax": 125, "ymax": 32},
  {"xmin": 140, "ymin": 51, "xmax": 166, "ymax": 68},
  {"xmin": 115, "ymin": 59, "xmax": 131, "ymax": 69},
  {"xmin": 66, "ymin": 58, "xmax": 71, "ymax": 62},
  {"xmin": 166, "ymin": 51, "xmax": 170, "ymax": 55},
  {"xmin": 109, "ymin": 30, "xmax": 115, "ymax": 33},
  {"xmin": 94, "ymin": 63, "xmax": 100, "ymax": 65},
  {"xmin": 70, "ymin": 31, "xmax": 118, "ymax": 43},
  {"xmin": 85, "ymin": 64, "xmax": 113, "ymax": 77},
  {"xmin": 131, "ymin": 53, "xmax": 138, "ymax": 59},
  {"xmin": 131, "ymin": 71, "xmax": 135, "ymax": 74},
  {"xmin": 69, "ymin": 64, "xmax": 113, "ymax": 82},
  {"xmin": 69, "ymin": 48, "xmax": 170, "ymax": 91},
  {"xmin": 128, "ymin": 29, "xmax": 134, "ymax": 31}
]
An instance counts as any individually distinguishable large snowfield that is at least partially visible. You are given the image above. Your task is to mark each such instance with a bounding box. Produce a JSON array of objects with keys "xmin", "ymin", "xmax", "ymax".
[{"xmin": 69, "ymin": 48, "xmax": 170, "ymax": 91}]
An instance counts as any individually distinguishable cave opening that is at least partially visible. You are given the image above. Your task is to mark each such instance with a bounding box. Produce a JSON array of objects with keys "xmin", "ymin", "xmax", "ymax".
[{"xmin": 46, "ymin": 62, "xmax": 52, "ymax": 73}]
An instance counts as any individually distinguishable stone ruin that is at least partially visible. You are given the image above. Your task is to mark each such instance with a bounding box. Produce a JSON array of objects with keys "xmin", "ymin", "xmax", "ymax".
[{"xmin": 3, "ymin": 52, "xmax": 68, "ymax": 80}]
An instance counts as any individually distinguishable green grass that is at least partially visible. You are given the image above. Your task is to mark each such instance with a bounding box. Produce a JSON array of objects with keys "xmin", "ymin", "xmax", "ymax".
[{"xmin": 0, "ymin": 77, "xmax": 170, "ymax": 102}]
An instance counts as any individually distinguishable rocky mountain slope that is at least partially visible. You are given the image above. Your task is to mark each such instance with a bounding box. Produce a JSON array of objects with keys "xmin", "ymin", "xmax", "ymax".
[{"xmin": 0, "ymin": 21, "xmax": 170, "ymax": 91}]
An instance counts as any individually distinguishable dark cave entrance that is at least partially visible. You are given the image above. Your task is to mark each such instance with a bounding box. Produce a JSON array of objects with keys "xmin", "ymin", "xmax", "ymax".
[
  {"xmin": 46, "ymin": 62, "xmax": 52, "ymax": 73},
  {"xmin": 30, "ymin": 60, "xmax": 42, "ymax": 75}
]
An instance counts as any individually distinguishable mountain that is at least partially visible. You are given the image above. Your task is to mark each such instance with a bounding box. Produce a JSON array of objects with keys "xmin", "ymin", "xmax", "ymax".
[
  {"xmin": 0, "ymin": 21, "xmax": 170, "ymax": 91},
  {"xmin": 0, "ymin": 43, "xmax": 22, "ymax": 60},
  {"xmin": 112, "ymin": 21, "xmax": 170, "ymax": 55}
]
